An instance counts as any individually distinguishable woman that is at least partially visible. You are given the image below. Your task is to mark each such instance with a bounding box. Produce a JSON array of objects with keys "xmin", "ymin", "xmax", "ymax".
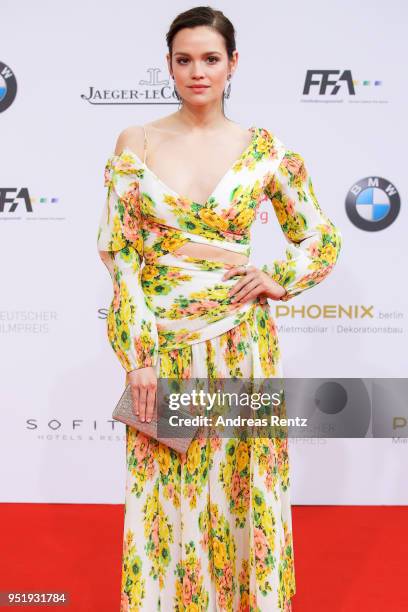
[{"xmin": 97, "ymin": 6, "xmax": 341, "ymax": 611}]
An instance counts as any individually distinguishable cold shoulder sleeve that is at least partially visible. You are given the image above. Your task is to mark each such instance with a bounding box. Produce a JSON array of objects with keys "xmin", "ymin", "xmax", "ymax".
[
  {"xmin": 263, "ymin": 149, "xmax": 342, "ymax": 301},
  {"xmin": 97, "ymin": 153, "xmax": 159, "ymax": 372}
]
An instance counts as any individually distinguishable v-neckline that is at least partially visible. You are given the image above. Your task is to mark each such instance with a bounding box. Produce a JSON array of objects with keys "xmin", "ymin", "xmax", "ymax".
[{"xmin": 115, "ymin": 126, "xmax": 258, "ymax": 208}]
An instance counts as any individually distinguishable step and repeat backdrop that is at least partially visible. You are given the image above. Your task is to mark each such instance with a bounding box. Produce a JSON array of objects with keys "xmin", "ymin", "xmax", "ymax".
[{"xmin": 1, "ymin": 0, "xmax": 407, "ymax": 503}]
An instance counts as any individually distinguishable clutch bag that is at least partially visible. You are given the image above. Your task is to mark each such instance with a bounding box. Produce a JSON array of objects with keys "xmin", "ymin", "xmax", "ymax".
[{"xmin": 112, "ymin": 383, "xmax": 197, "ymax": 454}]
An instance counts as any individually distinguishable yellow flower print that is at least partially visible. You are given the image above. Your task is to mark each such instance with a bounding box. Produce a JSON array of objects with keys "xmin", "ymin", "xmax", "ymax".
[
  {"xmin": 262, "ymin": 510, "xmax": 274, "ymax": 533},
  {"xmin": 120, "ymin": 281, "xmax": 130, "ymax": 301},
  {"xmin": 187, "ymin": 440, "xmax": 201, "ymax": 474},
  {"xmin": 141, "ymin": 265, "xmax": 157, "ymax": 281},
  {"xmin": 236, "ymin": 441, "xmax": 249, "ymax": 472},
  {"xmin": 253, "ymin": 489, "xmax": 266, "ymax": 513},
  {"xmin": 234, "ymin": 208, "xmax": 254, "ymax": 229},
  {"xmin": 139, "ymin": 192, "xmax": 157, "ymax": 218},
  {"xmin": 222, "ymin": 461, "xmax": 233, "ymax": 483},
  {"xmin": 130, "ymin": 579, "xmax": 143, "ymax": 601},
  {"xmin": 134, "ymin": 234, "xmax": 144, "ymax": 256},
  {"xmin": 256, "ymin": 136, "xmax": 270, "ymax": 154},
  {"xmin": 251, "ymin": 180, "xmax": 262, "ymax": 200},
  {"xmin": 129, "ymin": 555, "xmax": 142, "ymax": 580},
  {"xmin": 320, "ymin": 243, "xmax": 337, "ymax": 264},
  {"xmin": 143, "ymin": 495, "xmax": 155, "ymax": 526},
  {"xmin": 120, "ymin": 297, "xmax": 132, "ymax": 323},
  {"xmin": 198, "ymin": 207, "xmax": 229, "ymax": 231},
  {"xmin": 158, "ymin": 445, "xmax": 171, "ymax": 475},
  {"xmin": 111, "ymin": 216, "xmax": 126, "ymax": 251},
  {"xmin": 163, "ymin": 194, "xmax": 177, "ymax": 206},
  {"xmin": 161, "ymin": 235, "xmax": 186, "ymax": 253},
  {"xmin": 190, "ymin": 286, "xmax": 228, "ymax": 302},
  {"xmin": 213, "ymin": 538, "xmax": 227, "ymax": 570},
  {"xmin": 117, "ymin": 321, "xmax": 131, "ymax": 351},
  {"xmin": 107, "ymin": 308, "xmax": 115, "ymax": 341},
  {"xmin": 275, "ymin": 204, "xmax": 287, "ymax": 226},
  {"xmin": 159, "ymin": 521, "xmax": 170, "ymax": 541},
  {"xmin": 150, "ymin": 280, "xmax": 167, "ymax": 295}
]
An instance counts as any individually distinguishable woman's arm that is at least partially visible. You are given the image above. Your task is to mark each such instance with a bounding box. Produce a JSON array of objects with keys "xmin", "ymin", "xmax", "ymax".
[
  {"xmin": 97, "ymin": 151, "xmax": 159, "ymax": 373},
  {"xmin": 262, "ymin": 149, "xmax": 342, "ymax": 301}
]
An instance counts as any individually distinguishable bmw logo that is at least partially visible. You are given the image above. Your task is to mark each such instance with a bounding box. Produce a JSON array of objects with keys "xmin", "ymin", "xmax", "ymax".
[
  {"xmin": 0, "ymin": 61, "xmax": 17, "ymax": 113},
  {"xmin": 345, "ymin": 177, "xmax": 400, "ymax": 231}
]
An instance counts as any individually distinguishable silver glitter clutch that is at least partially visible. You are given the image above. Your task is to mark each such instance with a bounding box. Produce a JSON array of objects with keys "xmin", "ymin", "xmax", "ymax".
[{"xmin": 112, "ymin": 383, "xmax": 197, "ymax": 454}]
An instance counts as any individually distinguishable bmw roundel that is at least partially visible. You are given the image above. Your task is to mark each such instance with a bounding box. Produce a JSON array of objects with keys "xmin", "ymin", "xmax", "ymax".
[
  {"xmin": 346, "ymin": 177, "xmax": 400, "ymax": 231},
  {"xmin": 0, "ymin": 62, "xmax": 17, "ymax": 113}
]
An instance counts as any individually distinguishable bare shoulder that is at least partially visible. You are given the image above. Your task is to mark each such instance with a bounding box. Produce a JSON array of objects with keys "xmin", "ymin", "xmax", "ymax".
[
  {"xmin": 114, "ymin": 125, "xmax": 145, "ymax": 156},
  {"xmin": 113, "ymin": 115, "xmax": 177, "ymax": 156}
]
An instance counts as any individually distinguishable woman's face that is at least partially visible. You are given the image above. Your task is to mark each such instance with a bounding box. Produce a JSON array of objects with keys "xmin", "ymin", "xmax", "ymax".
[{"xmin": 167, "ymin": 25, "xmax": 237, "ymax": 107}]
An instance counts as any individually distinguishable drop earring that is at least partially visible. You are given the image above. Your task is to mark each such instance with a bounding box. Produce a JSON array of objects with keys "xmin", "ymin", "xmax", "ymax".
[
  {"xmin": 171, "ymin": 75, "xmax": 182, "ymax": 104},
  {"xmin": 224, "ymin": 74, "xmax": 232, "ymax": 99}
]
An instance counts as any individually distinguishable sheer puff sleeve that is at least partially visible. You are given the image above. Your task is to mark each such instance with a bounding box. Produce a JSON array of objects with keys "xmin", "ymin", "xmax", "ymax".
[
  {"xmin": 263, "ymin": 149, "xmax": 342, "ymax": 301},
  {"xmin": 97, "ymin": 153, "xmax": 159, "ymax": 372}
]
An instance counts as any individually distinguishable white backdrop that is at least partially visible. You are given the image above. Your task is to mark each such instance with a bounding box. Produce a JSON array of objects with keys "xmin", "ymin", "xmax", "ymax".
[{"xmin": 1, "ymin": 0, "xmax": 407, "ymax": 503}]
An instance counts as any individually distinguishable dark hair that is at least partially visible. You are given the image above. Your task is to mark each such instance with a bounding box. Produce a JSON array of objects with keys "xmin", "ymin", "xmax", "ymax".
[{"xmin": 166, "ymin": 6, "xmax": 236, "ymax": 112}]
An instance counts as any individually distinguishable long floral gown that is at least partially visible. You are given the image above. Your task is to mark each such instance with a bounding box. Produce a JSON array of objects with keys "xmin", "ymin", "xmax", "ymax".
[{"xmin": 96, "ymin": 126, "xmax": 342, "ymax": 611}]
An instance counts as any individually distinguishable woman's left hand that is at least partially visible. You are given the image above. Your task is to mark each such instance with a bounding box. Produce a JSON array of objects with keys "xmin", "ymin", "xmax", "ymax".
[{"xmin": 222, "ymin": 264, "xmax": 287, "ymax": 304}]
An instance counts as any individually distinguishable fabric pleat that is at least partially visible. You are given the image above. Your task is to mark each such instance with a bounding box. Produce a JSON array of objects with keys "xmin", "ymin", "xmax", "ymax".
[{"xmin": 120, "ymin": 307, "xmax": 295, "ymax": 612}]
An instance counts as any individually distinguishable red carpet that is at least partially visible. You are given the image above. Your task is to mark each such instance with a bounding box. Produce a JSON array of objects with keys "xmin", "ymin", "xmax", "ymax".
[{"xmin": 0, "ymin": 504, "xmax": 406, "ymax": 611}]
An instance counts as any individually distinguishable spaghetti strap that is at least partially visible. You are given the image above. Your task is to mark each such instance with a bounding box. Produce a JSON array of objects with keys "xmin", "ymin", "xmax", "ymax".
[{"xmin": 142, "ymin": 125, "xmax": 148, "ymax": 164}]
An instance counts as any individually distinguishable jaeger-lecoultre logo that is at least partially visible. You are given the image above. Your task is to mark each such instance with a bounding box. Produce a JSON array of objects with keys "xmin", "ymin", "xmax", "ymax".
[{"xmin": 81, "ymin": 67, "xmax": 179, "ymax": 105}]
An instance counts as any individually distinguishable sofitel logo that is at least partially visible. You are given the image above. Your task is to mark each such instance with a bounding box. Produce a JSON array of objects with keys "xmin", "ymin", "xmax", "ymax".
[
  {"xmin": 26, "ymin": 417, "xmax": 125, "ymax": 442},
  {"xmin": 81, "ymin": 67, "xmax": 179, "ymax": 105},
  {"xmin": 26, "ymin": 418, "xmax": 120, "ymax": 431}
]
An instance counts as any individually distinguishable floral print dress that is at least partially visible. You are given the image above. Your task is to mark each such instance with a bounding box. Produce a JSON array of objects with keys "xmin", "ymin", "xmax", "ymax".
[{"xmin": 97, "ymin": 126, "xmax": 341, "ymax": 611}]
